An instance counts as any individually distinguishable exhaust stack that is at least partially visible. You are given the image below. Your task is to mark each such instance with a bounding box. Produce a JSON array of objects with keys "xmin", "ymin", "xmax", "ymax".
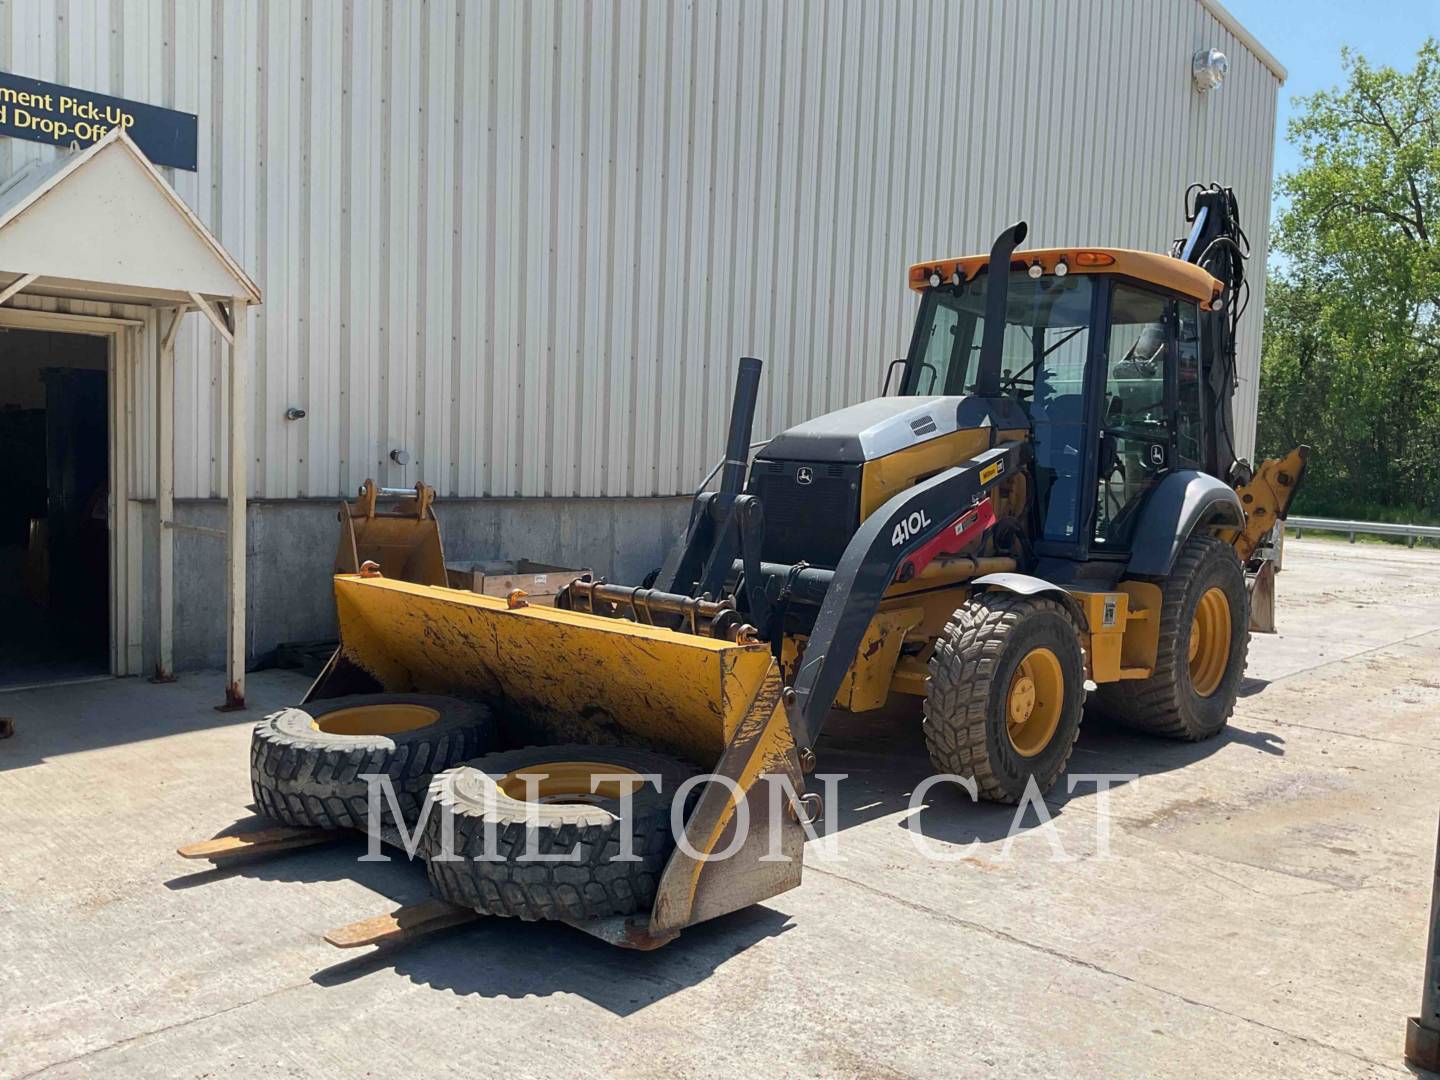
[{"xmin": 974, "ymin": 221, "xmax": 1028, "ymax": 398}]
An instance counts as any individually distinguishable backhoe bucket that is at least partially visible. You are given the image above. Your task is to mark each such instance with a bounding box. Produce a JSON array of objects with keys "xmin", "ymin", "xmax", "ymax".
[
  {"xmin": 316, "ymin": 574, "xmax": 809, "ymax": 940},
  {"xmin": 335, "ymin": 480, "xmax": 447, "ymax": 587}
]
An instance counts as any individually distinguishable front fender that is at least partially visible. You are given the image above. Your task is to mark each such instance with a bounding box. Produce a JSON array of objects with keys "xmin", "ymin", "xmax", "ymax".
[
  {"xmin": 971, "ymin": 572, "xmax": 1089, "ymax": 633},
  {"xmin": 1124, "ymin": 470, "xmax": 1244, "ymax": 578}
]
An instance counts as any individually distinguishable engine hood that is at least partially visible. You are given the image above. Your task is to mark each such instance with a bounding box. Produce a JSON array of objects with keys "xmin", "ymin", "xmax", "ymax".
[{"xmin": 756, "ymin": 395, "xmax": 1029, "ymax": 464}]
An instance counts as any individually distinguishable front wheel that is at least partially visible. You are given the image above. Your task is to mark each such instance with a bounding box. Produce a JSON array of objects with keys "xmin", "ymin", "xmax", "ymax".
[
  {"xmin": 1096, "ymin": 533, "xmax": 1249, "ymax": 739},
  {"xmin": 923, "ymin": 593, "xmax": 1086, "ymax": 803}
]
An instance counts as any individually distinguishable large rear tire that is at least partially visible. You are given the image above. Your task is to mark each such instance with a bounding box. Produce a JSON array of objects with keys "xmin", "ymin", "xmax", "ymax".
[
  {"xmin": 1096, "ymin": 533, "xmax": 1249, "ymax": 739},
  {"xmin": 421, "ymin": 745, "xmax": 698, "ymax": 922},
  {"xmin": 923, "ymin": 593, "xmax": 1086, "ymax": 804},
  {"xmin": 250, "ymin": 694, "xmax": 495, "ymax": 831}
]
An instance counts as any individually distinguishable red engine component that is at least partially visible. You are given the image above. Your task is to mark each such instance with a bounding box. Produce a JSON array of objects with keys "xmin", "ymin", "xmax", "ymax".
[{"xmin": 896, "ymin": 499, "xmax": 997, "ymax": 582}]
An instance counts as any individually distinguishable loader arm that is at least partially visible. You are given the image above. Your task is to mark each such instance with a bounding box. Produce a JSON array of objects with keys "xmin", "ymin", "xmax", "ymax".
[{"xmin": 788, "ymin": 439, "xmax": 1025, "ymax": 750}]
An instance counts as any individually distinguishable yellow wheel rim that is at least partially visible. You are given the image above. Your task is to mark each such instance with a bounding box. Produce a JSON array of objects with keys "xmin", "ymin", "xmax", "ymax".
[
  {"xmin": 312, "ymin": 703, "xmax": 440, "ymax": 736},
  {"xmin": 496, "ymin": 761, "xmax": 644, "ymax": 805},
  {"xmin": 1006, "ymin": 647, "xmax": 1064, "ymax": 757},
  {"xmin": 1188, "ymin": 587, "xmax": 1232, "ymax": 697}
]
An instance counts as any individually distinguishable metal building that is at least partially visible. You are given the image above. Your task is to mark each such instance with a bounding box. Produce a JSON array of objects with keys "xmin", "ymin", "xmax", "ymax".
[{"xmin": 0, "ymin": 0, "xmax": 1284, "ymax": 685}]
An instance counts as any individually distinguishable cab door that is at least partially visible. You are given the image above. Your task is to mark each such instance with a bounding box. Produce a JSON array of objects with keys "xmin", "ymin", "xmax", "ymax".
[{"xmin": 1090, "ymin": 282, "xmax": 1188, "ymax": 555}]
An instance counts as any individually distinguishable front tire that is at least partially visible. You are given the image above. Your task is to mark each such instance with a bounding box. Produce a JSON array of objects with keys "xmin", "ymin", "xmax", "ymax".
[
  {"xmin": 923, "ymin": 593, "xmax": 1086, "ymax": 803},
  {"xmin": 1096, "ymin": 533, "xmax": 1249, "ymax": 740}
]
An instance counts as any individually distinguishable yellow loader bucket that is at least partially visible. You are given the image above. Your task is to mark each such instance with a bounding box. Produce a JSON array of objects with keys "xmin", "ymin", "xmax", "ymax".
[{"xmin": 318, "ymin": 573, "xmax": 808, "ymax": 941}]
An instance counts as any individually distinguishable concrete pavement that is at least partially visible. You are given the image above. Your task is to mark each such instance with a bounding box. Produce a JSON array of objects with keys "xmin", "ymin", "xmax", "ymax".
[{"xmin": 2, "ymin": 537, "xmax": 1438, "ymax": 1078}]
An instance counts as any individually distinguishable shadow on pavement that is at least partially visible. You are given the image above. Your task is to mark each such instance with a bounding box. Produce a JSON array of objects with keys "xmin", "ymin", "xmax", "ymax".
[
  {"xmin": 812, "ymin": 698, "xmax": 1285, "ymax": 850},
  {"xmin": 165, "ymin": 812, "xmax": 795, "ymax": 1016},
  {"xmin": 162, "ymin": 817, "xmax": 431, "ymax": 900},
  {"xmin": 0, "ymin": 669, "xmax": 311, "ymax": 771},
  {"xmin": 310, "ymin": 902, "xmax": 793, "ymax": 1015},
  {"xmin": 157, "ymin": 689, "xmax": 1286, "ymax": 1011},
  {"xmin": 1239, "ymin": 676, "xmax": 1271, "ymax": 697}
]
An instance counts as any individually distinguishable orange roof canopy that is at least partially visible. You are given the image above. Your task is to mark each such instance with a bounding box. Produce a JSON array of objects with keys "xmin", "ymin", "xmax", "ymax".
[{"xmin": 907, "ymin": 248, "xmax": 1223, "ymax": 307}]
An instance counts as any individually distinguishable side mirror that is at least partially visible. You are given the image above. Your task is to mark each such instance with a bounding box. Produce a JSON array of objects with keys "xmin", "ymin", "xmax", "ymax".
[{"xmin": 882, "ymin": 358, "xmax": 906, "ymax": 396}]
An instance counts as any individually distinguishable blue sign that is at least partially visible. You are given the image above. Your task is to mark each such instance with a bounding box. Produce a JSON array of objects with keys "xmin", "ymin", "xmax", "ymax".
[{"xmin": 0, "ymin": 70, "xmax": 198, "ymax": 171}]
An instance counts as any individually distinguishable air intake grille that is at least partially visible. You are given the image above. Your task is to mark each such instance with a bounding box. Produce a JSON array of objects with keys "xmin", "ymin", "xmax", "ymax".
[{"xmin": 747, "ymin": 460, "xmax": 862, "ymax": 569}]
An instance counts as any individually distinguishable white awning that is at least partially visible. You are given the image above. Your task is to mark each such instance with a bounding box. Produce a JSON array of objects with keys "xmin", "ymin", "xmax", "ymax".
[
  {"xmin": 0, "ymin": 127, "xmax": 260, "ymax": 306},
  {"xmin": 0, "ymin": 127, "xmax": 260, "ymax": 706}
]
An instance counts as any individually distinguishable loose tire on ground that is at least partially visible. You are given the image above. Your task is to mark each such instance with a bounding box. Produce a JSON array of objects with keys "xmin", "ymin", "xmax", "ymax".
[
  {"xmin": 250, "ymin": 693, "xmax": 495, "ymax": 831},
  {"xmin": 923, "ymin": 593, "xmax": 1086, "ymax": 804},
  {"xmin": 421, "ymin": 745, "xmax": 698, "ymax": 922},
  {"xmin": 1095, "ymin": 533, "xmax": 1249, "ymax": 740}
]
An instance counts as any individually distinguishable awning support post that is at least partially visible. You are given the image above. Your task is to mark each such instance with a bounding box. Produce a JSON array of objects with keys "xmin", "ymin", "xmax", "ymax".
[
  {"xmin": 220, "ymin": 299, "xmax": 248, "ymax": 711},
  {"xmin": 152, "ymin": 305, "xmax": 184, "ymax": 683}
]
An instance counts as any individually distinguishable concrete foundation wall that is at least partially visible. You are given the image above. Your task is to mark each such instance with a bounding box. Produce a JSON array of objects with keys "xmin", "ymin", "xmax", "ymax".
[{"xmin": 140, "ymin": 496, "xmax": 691, "ymax": 672}]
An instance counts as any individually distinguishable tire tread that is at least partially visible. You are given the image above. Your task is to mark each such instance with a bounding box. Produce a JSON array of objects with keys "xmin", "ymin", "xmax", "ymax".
[
  {"xmin": 1096, "ymin": 534, "xmax": 1249, "ymax": 740},
  {"xmin": 249, "ymin": 696, "xmax": 493, "ymax": 831},
  {"xmin": 922, "ymin": 593, "xmax": 1083, "ymax": 803}
]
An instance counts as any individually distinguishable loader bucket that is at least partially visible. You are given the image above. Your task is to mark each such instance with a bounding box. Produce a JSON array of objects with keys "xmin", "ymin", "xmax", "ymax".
[{"xmin": 321, "ymin": 574, "xmax": 808, "ymax": 938}]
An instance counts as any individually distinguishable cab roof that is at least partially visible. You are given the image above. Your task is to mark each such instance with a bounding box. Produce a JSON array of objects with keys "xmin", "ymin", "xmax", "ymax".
[{"xmin": 907, "ymin": 247, "xmax": 1223, "ymax": 307}]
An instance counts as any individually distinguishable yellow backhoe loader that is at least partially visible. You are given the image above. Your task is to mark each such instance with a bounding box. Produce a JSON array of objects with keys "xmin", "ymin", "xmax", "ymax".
[{"xmin": 249, "ymin": 184, "xmax": 1307, "ymax": 948}]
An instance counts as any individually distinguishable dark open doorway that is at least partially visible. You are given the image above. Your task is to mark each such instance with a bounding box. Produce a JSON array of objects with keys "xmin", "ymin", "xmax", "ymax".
[{"xmin": 0, "ymin": 328, "xmax": 109, "ymax": 688}]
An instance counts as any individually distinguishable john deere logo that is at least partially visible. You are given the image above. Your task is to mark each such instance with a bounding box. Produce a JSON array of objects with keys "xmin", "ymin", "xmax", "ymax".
[{"xmin": 796, "ymin": 467, "xmax": 813, "ymax": 485}]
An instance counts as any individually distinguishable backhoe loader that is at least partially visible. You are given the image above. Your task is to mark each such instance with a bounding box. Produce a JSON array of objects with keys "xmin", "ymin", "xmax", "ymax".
[{"xmin": 256, "ymin": 184, "xmax": 1307, "ymax": 948}]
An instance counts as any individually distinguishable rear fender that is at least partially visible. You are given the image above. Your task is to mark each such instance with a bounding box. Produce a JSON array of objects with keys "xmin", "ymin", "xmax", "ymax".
[{"xmin": 1123, "ymin": 470, "xmax": 1244, "ymax": 578}]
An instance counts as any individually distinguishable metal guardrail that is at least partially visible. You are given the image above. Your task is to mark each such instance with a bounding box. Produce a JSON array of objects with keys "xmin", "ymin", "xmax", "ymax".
[{"xmin": 1287, "ymin": 516, "xmax": 1440, "ymax": 546}]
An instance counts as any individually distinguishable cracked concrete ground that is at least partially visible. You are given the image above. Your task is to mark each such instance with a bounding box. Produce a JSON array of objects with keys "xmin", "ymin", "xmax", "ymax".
[{"xmin": 2, "ymin": 537, "xmax": 1438, "ymax": 1078}]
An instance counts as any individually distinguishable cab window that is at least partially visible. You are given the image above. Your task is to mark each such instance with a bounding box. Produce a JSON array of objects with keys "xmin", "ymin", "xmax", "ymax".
[
  {"xmin": 903, "ymin": 274, "xmax": 1095, "ymax": 542},
  {"xmin": 903, "ymin": 292, "xmax": 975, "ymax": 395},
  {"xmin": 1094, "ymin": 284, "xmax": 1173, "ymax": 550},
  {"xmin": 1176, "ymin": 300, "xmax": 1203, "ymax": 466},
  {"xmin": 910, "ymin": 293, "xmax": 967, "ymax": 394}
]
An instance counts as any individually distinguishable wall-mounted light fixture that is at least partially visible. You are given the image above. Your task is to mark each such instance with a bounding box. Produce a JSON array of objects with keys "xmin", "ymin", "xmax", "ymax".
[
  {"xmin": 1193, "ymin": 47, "xmax": 1228, "ymax": 94},
  {"xmin": 390, "ymin": 448, "xmax": 410, "ymax": 466},
  {"xmin": 284, "ymin": 407, "xmax": 306, "ymax": 420}
]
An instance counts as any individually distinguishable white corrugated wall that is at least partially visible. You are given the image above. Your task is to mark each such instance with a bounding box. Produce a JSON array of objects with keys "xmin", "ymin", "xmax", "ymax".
[{"xmin": 0, "ymin": 0, "xmax": 1280, "ymax": 500}]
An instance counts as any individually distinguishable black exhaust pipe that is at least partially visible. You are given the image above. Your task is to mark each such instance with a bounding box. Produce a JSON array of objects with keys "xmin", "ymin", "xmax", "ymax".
[
  {"xmin": 720, "ymin": 356, "xmax": 763, "ymax": 496},
  {"xmin": 974, "ymin": 221, "xmax": 1028, "ymax": 398}
]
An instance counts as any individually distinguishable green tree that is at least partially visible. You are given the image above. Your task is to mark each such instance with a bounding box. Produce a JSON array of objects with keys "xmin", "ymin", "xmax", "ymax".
[{"xmin": 1259, "ymin": 40, "xmax": 1440, "ymax": 517}]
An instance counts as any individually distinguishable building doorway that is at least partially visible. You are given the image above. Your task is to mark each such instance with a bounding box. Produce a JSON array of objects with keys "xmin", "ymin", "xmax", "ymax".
[{"xmin": 0, "ymin": 327, "xmax": 110, "ymax": 688}]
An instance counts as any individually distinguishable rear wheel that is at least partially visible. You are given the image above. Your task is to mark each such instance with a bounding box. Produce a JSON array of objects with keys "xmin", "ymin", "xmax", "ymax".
[
  {"xmin": 923, "ymin": 593, "xmax": 1086, "ymax": 803},
  {"xmin": 1096, "ymin": 533, "xmax": 1249, "ymax": 739}
]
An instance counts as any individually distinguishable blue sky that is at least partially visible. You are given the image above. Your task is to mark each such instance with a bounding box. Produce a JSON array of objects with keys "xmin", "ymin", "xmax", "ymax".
[{"xmin": 1224, "ymin": 0, "xmax": 1440, "ymax": 181}]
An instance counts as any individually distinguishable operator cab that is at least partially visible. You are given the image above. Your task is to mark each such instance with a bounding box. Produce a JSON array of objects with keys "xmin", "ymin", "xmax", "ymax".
[{"xmin": 898, "ymin": 248, "xmax": 1222, "ymax": 564}]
